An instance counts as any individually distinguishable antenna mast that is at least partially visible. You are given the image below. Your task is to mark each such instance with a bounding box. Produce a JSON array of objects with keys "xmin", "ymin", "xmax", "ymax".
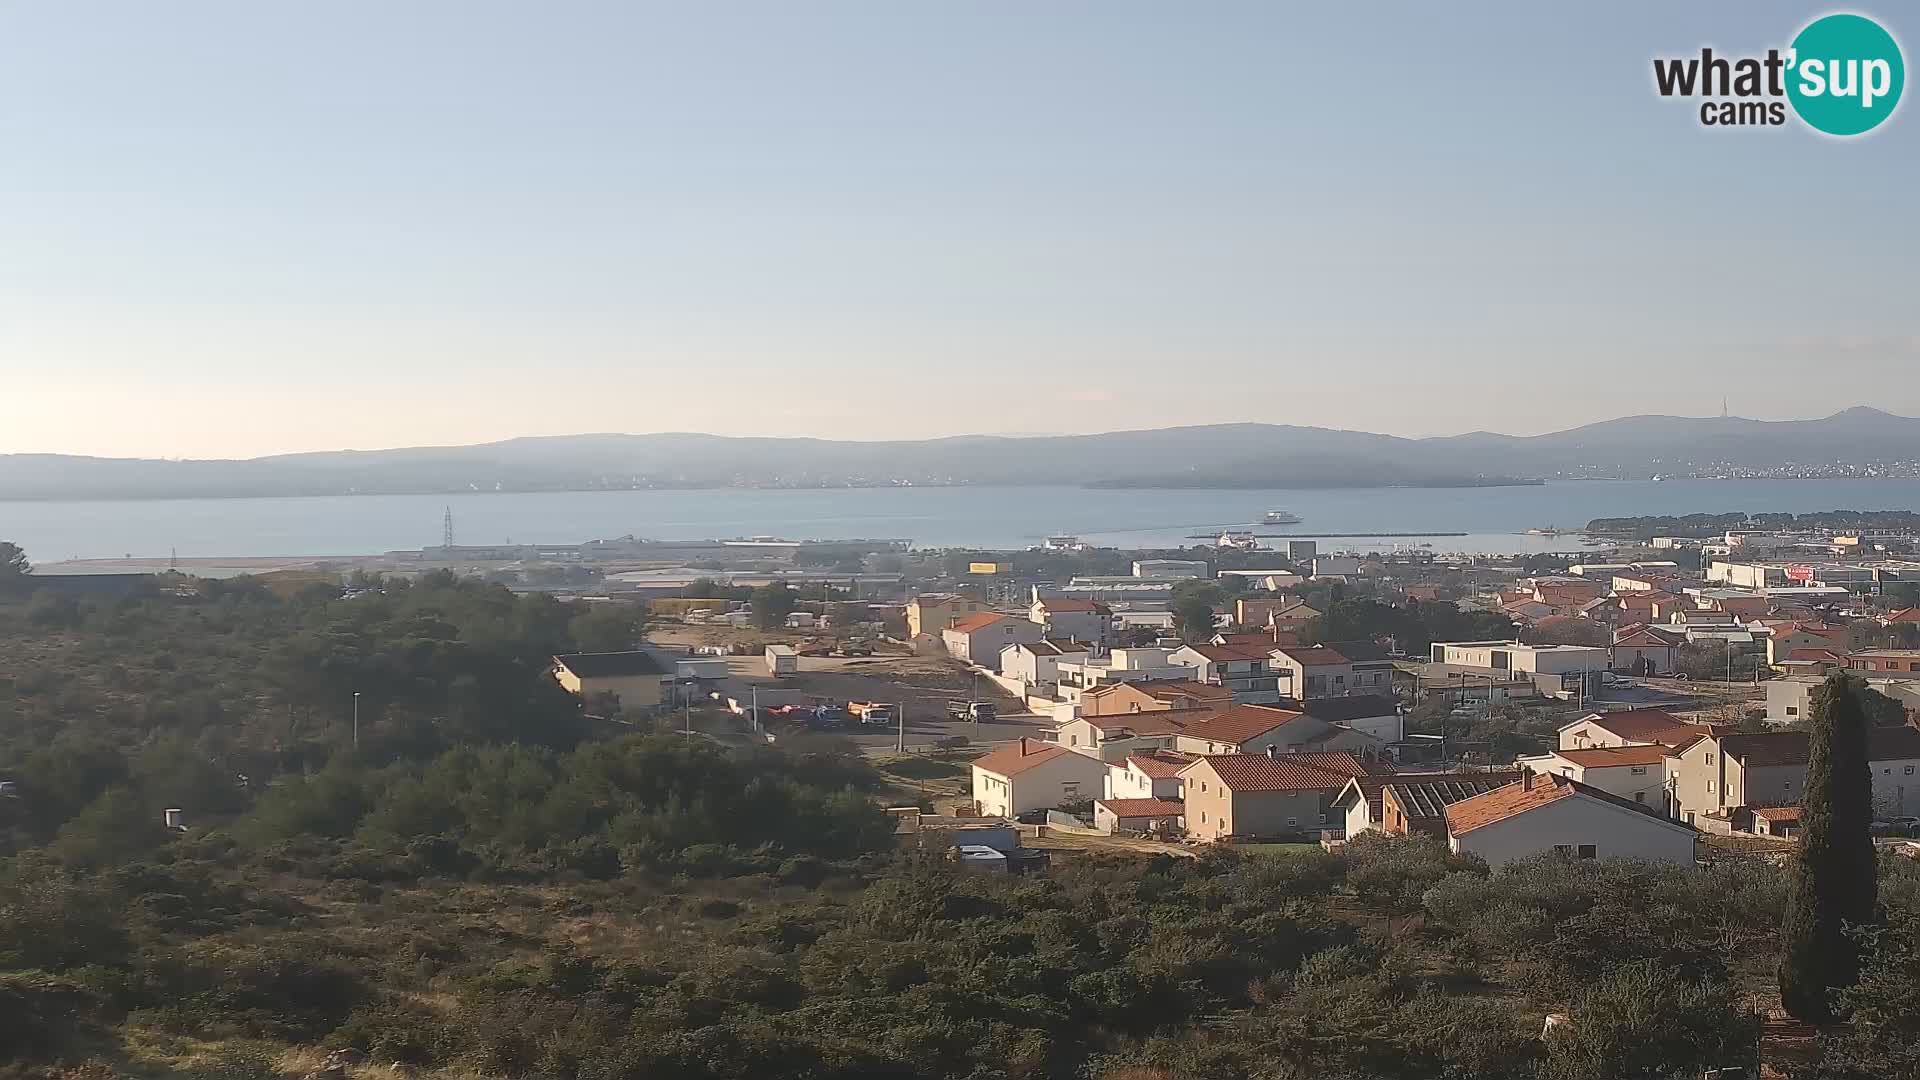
[{"xmin": 443, "ymin": 506, "xmax": 455, "ymax": 548}]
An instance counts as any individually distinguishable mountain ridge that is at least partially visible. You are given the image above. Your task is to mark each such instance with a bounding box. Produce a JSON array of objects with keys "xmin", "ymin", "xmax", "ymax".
[{"xmin": 1, "ymin": 408, "xmax": 1914, "ymax": 501}]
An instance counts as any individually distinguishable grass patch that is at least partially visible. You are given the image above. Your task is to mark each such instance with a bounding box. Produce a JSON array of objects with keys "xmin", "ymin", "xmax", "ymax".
[{"xmin": 877, "ymin": 756, "xmax": 966, "ymax": 781}]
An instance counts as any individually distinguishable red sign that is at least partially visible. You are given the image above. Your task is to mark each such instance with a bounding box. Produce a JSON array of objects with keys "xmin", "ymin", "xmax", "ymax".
[{"xmin": 1786, "ymin": 564, "xmax": 1815, "ymax": 583}]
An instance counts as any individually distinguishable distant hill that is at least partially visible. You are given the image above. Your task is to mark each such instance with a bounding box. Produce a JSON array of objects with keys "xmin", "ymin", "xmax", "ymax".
[{"xmin": 2, "ymin": 408, "xmax": 1917, "ymax": 500}]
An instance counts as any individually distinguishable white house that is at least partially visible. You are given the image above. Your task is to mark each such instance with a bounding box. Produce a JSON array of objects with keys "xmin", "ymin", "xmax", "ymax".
[
  {"xmin": 1443, "ymin": 773, "xmax": 1697, "ymax": 868},
  {"xmin": 1170, "ymin": 643, "xmax": 1281, "ymax": 703},
  {"xmin": 1030, "ymin": 596, "xmax": 1112, "ymax": 649},
  {"xmin": 1105, "ymin": 749, "xmax": 1192, "ymax": 800},
  {"xmin": 970, "ymin": 738, "xmax": 1110, "ymax": 818},
  {"xmin": 1557, "ymin": 709, "xmax": 1701, "ymax": 751},
  {"xmin": 1513, "ymin": 744, "xmax": 1672, "ymax": 811},
  {"xmin": 1000, "ymin": 640, "xmax": 1091, "ymax": 694},
  {"xmin": 943, "ymin": 612, "xmax": 1045, "ymax": 670}
]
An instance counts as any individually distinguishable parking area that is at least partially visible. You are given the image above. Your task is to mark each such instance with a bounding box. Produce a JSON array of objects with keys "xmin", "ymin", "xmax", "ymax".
[{"xmin": 711, "ymin": 653, "xmax": 1046, "ymax": 753}]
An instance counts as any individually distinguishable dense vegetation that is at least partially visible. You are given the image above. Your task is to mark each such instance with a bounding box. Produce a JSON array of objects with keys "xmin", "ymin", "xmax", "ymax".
[
  {"xmin": 8, "ymin": 548, "xmax": 1920, "ymax": 1079},
  {"xmin": 1583, "ymin": 510, "xmax": 1920, "ymax": 538}
]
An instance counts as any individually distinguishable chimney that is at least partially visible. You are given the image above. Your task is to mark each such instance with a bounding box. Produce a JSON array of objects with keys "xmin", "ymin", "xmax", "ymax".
[
  {"xmin": 1522, "ymin": 771, "xmax": 1535, "ymax": 792},
  {"xmin": 1019, "ymin": 737, "xmax": 1031, "ymax": 755},
  {"xmin": 1266, "ymin": 744, "xmax": 1279, "ymax": 759}
]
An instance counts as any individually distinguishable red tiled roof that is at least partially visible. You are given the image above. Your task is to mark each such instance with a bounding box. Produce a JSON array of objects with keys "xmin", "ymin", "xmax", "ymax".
[
  {"xmin": 1018, "ymin": 639, "xmax": 1089, "ymax": 657},
  {"xmin": 1444, "ymin": 774, "xmax": 1682, "ymax": 835},
  {"xmin": 1570, "ymin": 708, "xmax": 1694, "ymax": 746},
  {"xmin": 1615, "ymin": 625, "xmax": 1683, "ymax": 648},
  {"xmin": 1096, "ymin": 797, "xmax": 1185, "ymax": 817},
  {"xmin": 1077, "ymin": 706, "xmax": 1220, "ymax": 735},
  {"xmin": 971, "ymin": 738, "xmax": 1080, "ymax": 778},
  {"xmin": 1124, "ymin": 751, "xmax": 1193, "ymax": 779},
  {"xmin": 1182, "ymin": 705, "xmax": 1307, "ymax": 746},
  {"xmin": 1751, "ymin": 805, "xmax": 1802, "ymax": 822},
  {"xmin": 1185, "ymin": 751, "xmax": 1386, "ymax": 792},
  {"xmin": 1886, "ymin": 607, "xmax": 1920, "ymax": 624},
  {"xmin": 947, "ymin": 611, "xmax": 1012, "ymax": 634},
  {"xmin": 1273, "ymin": 645, "xmax": 1351, "ymax": 666},
  {"xmin": 1551, "ymin": 744, "xmax": 1674, "ymax": 768}
]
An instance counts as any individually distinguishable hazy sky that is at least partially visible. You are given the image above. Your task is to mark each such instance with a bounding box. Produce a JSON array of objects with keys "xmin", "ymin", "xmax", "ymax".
[{"xmin": 3, "ymin": 2, "xmax": 1915, "ymax": 458}]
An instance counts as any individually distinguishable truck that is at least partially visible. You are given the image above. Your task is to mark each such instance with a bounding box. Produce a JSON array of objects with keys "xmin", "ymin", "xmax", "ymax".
[
  {"xmin": 946, "ymin": 700, "xmax": 996, "ymax": 723},
  {"xmin": 849, "ymin": 701, "xmax": 898, "ymax": 726},
  {"xmin": 765, "ymin": 644, "xmax": 798, "ymax": 677}
]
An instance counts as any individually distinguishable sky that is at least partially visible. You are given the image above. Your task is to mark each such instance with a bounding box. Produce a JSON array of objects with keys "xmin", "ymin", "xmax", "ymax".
[{"xmin": 2, "ymin": 1, "xmax": 1915, "ymax": 458}]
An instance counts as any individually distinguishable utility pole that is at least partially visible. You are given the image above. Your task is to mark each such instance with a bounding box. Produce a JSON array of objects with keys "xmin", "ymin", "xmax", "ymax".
[
  {"xmin": 752, "ymin": 685, "xmax": 760, "ymax": 735},
  {"xmin": 896, "ymin": 700, "xmax": 905, "ymax": 754},
  {"xmin": 351, "ymin": 692, "xmax": 361, "ymax": 749}
]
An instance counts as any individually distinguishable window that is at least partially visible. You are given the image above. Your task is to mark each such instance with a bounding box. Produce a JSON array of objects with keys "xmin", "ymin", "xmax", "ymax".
[
  {"xmin": 1634, "ymin": 791, "xmax": 1646, "ymax": 803},
  {"xmin": 1786, "ymin": 706, "xmax": 1798, "ymax": 716},
  {"xmin": 1578, "ymin": 844, "xmax": 1597, "ymax": 859},
  {"xmin": 1061, "ymin": 783, "xmax": 1079, "ymax": 798},
  {"xmin": 1287, "ymin": 817, "xmax": 1298, "ymax": 828},
  {"xmin": 1201, "ymin": 812, "xmax": 1208, "ymax": 823},
  {"xmin": 1907, "ymin": 766, "xmax": 1915, "ymax": 775},
  {"xmin": 1630, "ymin": 766, "xmax": 1648, "ymax": 776},
  {"xmin": 1552, "ymin": 844, "xmax": 1573, "ymax": 857},
  {"xmin": 1069, "ymin": 735, "xmax": 1078, "ymax": 746},
  {"xmin": 1200, "ymin": 781, "xmax": 1208, "ymax": 792},
  {"xmin": 1706, "ymin": 752, "xmax": 1715, "ymax": 765},
  {"xmin": 1707, "ymin": 780, "xmax": 1715, "ymax": 793}
]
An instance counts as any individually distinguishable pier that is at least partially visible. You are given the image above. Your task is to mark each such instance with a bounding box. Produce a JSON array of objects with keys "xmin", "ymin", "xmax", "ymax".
[{"xmin": 1182, "ymin": 531, "xmax": 1469, "ymax": 540}]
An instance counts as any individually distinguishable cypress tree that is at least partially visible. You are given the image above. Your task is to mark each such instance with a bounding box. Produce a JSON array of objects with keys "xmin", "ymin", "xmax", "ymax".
[{"xmin": 1778, "ymin": 671, "xmax": 1879, "ymax": 1021}]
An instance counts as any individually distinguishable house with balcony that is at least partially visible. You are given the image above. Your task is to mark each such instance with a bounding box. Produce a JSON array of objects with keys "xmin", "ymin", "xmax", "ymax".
[{"xmin": 1170, "ymin": 643, "xmax": 1283, "ymax": 704}]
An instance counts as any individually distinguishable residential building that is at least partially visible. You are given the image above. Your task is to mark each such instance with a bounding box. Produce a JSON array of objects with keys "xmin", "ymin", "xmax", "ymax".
[
  {"xmin": 1132, "ymin": 559, "xmax": 1209, "ymax": 579},
  {"xmin": 1668, "ymin": 727, "xmax": 1920, "ymax": 824},
  {"xmin": 1334, "ymin": 771, "xmax": 1524, "ymax": 840},
  {"xmin": 943, "ymin": 612, "xmax": 1045, "ymax": 669},
  {"xmin": 1236, "ymin": 597, "xmax": 1314, "ymax": 628},
  {"xmin": 1847, "ymin": 649, "xmax": 1920, "ymax": 676},
  {"xmin": 1269, "ymin": 645, "xmax": 1355, "ymax": 699},
  {"xmin": 1443, "ymin": 773, "xmax": 1697, "ymax": 868},
  {"xmin": 1557, "ymin": 709, "xmax": 1700, "ymax": 751},
  {"xmin": 907, "ymin": 593, "xmax": 992, "ymax": 638},
  {"xmin": 1055, "ymin": 708, "xmax": 1213, "ymax": 761},
  {"xmin": 1080, "ymin": 680, "xmax": 1234, "ymax": 716},
  {"xmin": 1299, "ymin": 694, "xmax": 1404, "ymax": 744},
  {"xmin": 1755, "ymin": 622, "xmax": 1851, "ymax": 667},
  {"xmin": 551, "ymin": 651, "xmax": 668, "ymax": 711},
  {"xmin": 1170, "ymin": 643, "xmax": 1281, "ymax": 703},
  {"xmin": 1000, "ymin": 640, "xmax": 1091, "ymax": 694},
  {"xmin": 1054, "ymin": 648, "xmax": 1196, "ymax": 698},
  {"xmin": 970, "ymin": 738, "xmax": 1110, "ymax": 818},
  {"xmin": 1030, "ymin": 596, "xmax": 1113, "ymax": 648},
  {"xmin": 1317, "ymin": 639, "xmax": 1396, "ymax": 696},
  {"xmin": 1172, "ymin": 704, "xmax": 1380, "ymax": 757},
  {"xmin": 1430, "ymin": 640, "xmax": 1609, "ymax": 676},
  {"xmin": 1514, "ymin": 745, "xmax": 1672, "ymax": 811},
  {"xmin": 1093, "ymin": 797, "xmax": 1186, "ymax": 835},
  {"xmin": 1611, "ymin": 624, "xmax": 1684, "ymax": 675},
  {"xmin": 1105, "ymin": 749, "xmax": 1192, "ymax": 800},
  {"xmin": 1180, "ymin": 751, "xmax": 1389, "ymax": 842}
]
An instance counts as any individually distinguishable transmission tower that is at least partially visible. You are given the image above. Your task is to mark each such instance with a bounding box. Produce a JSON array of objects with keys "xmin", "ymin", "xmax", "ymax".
[{"xmin": 443, "ymin": 506, "xmax": 455, "ymax": 548}]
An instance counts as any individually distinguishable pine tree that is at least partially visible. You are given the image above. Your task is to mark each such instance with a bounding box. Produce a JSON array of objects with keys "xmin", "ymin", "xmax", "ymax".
[{"xmin": 1778, "ymin": 672, "xmax": 1879, "ymax": 1021}]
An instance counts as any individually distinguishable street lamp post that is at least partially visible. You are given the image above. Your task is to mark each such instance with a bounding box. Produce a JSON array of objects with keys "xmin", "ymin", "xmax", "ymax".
[{"xmin": 351, "ymin": 691, "xmax": 361, "ymax": 749}]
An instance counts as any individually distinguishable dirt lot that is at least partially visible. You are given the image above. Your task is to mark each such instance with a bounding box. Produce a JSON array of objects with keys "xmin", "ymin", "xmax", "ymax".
[{"xmin": 706, "ymin": 653, "xmax": 1042, "ymax": 754}]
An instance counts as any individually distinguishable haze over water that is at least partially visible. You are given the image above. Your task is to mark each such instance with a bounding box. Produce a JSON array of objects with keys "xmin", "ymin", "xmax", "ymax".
[{"xmin": 8, "ymin": 479, "xmax": 1920, "ymax": 564}]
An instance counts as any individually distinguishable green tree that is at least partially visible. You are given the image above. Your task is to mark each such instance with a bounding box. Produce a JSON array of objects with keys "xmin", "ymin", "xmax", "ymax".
[
  {"xmin": 50, "ymin": 787, "xmax": 170, "ymax": 869},
  {"xmin": 1171, "ymin": 581, "xmax": 1220, "ymax": 642},
  {"xmin": 570, "ymin": 601, "xmax": 646, "ymax": 652},
  {"xmin": 751, "ymin": 584, "xmax": 798, "ymax": 630},
  {"xmin": 1780, "ymin": 672, "xmax": 1879, "ymax": 1021},
  {"xmin": 0, "ymin": 541, "xmax": 28, "ymax": 593}
]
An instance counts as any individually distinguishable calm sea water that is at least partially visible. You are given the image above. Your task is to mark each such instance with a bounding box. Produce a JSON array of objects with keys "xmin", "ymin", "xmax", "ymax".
[{"xmin": 6, "ymin": 479, "xmax": 1920, "ymax": 562}]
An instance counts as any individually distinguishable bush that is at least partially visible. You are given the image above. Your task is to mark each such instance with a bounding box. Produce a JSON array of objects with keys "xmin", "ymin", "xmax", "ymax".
[{"xmin": 1341, "ymin": 833, "xmax": 1484, "ymax": 914}]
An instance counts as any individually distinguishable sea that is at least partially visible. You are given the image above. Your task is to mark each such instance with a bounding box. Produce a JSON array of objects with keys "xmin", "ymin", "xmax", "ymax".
[{"xmin": 6, "ymin": 478, "xmax": 1920, "ymax": 563}]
